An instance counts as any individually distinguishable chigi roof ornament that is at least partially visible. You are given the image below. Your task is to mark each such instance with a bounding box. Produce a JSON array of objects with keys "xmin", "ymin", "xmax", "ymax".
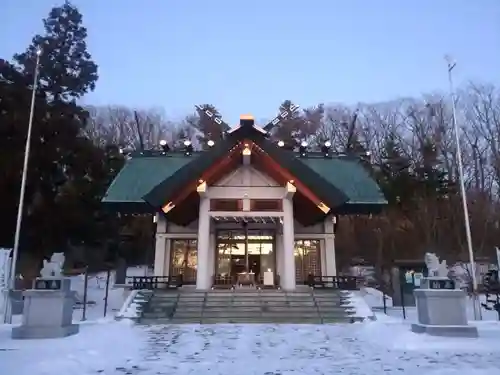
[{"xmin": 196, "ymin": 104, "xmax": 300, "ymax": 137}]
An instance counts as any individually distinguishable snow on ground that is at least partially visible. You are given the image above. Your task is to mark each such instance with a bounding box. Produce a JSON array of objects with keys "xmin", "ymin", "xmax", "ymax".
[
  {"xmin": 363, "ymin": 287, "xmax": 500, "ymax": 322},
  {"xmin": 1, "ymin": 318, "xmax": 499, "ymax": 375},
  {"xmin": 345, "ymin": 291, "xmax": 376, "ymax": 319},
  {"xmin": 69, "ymin": 265, "xmax": 150, "ymax": 321},
  {"xmin": 0, "ymin": 266, "xmax": 150, "ymax": 323},
  {"xmin": 1, "ymin": 276, "xmax": 500, "ymax": 374}
]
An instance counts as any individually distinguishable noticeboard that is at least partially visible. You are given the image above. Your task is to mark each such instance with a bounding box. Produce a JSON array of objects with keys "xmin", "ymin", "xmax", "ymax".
[{"xmin": 429, "ymin": 279, "xmax": 455, "ymax": 290}]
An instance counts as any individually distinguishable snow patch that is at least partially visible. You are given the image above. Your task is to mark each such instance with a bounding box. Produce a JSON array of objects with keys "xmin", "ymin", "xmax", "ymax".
[
  {"xmin": 345, "ymin": 291, "xmax": 376, "ymax": 320},
  {"xmin": 116, "ymin": 289, "xmax": 139, "ymax": 319}
]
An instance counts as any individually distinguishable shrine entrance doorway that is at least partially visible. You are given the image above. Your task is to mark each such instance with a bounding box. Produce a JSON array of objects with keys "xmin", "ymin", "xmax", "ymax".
[{"xmin": 215, "ymin": 229, "xmax": 276, "ymax": 285}]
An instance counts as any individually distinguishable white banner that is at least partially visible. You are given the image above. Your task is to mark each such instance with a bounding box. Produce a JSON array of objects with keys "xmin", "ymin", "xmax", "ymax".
[
  {"xmin": 496, "ymin": 247, "xmax": 500, "ymax": 271},
  {"xmin": 0, "ymin": 248, "xmax": 12, "ymax": 315}
]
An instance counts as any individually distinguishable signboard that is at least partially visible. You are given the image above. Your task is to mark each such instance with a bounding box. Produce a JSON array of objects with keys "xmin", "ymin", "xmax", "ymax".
[
  {"xmin": 34, "ymin": 279, "xmax": 62, "ymax": 290},
  {"xmin": 0, "ymin": 249, "xmax": 11, "ymax": 290},
  {"xmin": 429, "ymin": 279, "xmax": 455, "ymax": 290},
  {"xmin": 413, "ymin": 272, "xmax": 423, "ymax": 287},
  {"xmin": 496, "ymin": 247, "xmax": 500, "ymax": 271},
  {"xmin": 0, "ymin": 248, "xmax": 12, "ymax": 315}
]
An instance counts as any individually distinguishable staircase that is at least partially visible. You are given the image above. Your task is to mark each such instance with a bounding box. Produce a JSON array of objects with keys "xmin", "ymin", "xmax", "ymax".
[{"xmin": 140, "ymin": 287, "xmax": 358, "ymax": 324}]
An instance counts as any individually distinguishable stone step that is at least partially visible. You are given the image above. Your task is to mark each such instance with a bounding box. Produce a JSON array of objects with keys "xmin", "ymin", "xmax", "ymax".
[
  {"xmin": 173, "ymin": 311, "xmax": 203, "ymax": 318},
  {"xmin": 142, "ymin": 311, "xmax": 173, "ymax": 319},
  {"xmin": 261, "ymin": 312, "xmax": 318, "ymax": 318},
  {"xmin": 168, "ymin": 318, "xmax": 202, "ymax": 324},
  {"xmin": 200, "ymin": 317, "xmax": 323, "ymax": 324},
  {"xmin": 176, "ymin": 301, "xmax": 204, "ymax": 305},
  {"xmin": 173, "ymin": 307, "xmax": 203, "ymax": 313},
  {"xmin": 148, "ymin": 306, "xmax": 176, "ymax": 313},
  {"xmin": 314, "ymin": 301, "xmax": 345, "ymax": 305},
  {"xmin": 322, "ymin": 317, "xmax": 356, "ymax": 324},
  {"xmin": 203, "ymin": 306, "xmax": 262, "ymax": 312}
]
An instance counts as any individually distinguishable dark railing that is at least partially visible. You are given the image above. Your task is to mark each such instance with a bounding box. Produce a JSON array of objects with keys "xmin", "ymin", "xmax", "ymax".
[
  {"xmin": 128, "ymin": 274, "xmax": 359, "ymax": 290},
  {"xmin": 127, "ymin": 275, "xmax": 183, "ymax": 290},
  {"xmin": 212, "ymin": 274, "xmax": 282, "ymax": 289},
  {"xmin": 307, "ymin": 275, "xmax": 360, "ymax": 290}
]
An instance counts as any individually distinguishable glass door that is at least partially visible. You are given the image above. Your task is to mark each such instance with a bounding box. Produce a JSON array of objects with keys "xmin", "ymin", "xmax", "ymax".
[
  {"xmin": 170, "ymin": 239, "xmax": 198, "ymax": 283},
  {"xmin": 215, "ymin": 230, "xmax": 275, "ymax": 282},
  {"xmin": 294, "ymin": 239, "xmax": 321, "ymax": 283}
]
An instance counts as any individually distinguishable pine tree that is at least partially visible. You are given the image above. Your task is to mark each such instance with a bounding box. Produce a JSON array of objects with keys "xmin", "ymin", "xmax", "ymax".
[
  {"xmin": 14, "ymin": 1, "xmax": 98, "ymax": 102},
  {"xmin": 269, "ymin": 100, "xmax": 304, "ymax": 149},
  {"xmin": 191, "ymin": 104, "xmax": 229, "ymax": 149},
  {"xmin": 378, "ymin": 134, "xmax": 415, "ymax": 207}
]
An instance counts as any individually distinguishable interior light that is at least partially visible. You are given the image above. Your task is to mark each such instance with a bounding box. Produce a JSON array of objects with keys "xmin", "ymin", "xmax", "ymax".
[{"xmin": 159, "ymin": 139, "xmax": 170, "ymax": 152}]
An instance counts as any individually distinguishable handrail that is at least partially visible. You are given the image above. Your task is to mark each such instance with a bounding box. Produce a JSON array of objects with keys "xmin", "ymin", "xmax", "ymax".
[
  {"xmin": 127, "ymin": 275, "xmax": 183, "ymax": 290},
  {"xmin": 307, "ymin": 275, "xmax": 361, "ymax": 290}
]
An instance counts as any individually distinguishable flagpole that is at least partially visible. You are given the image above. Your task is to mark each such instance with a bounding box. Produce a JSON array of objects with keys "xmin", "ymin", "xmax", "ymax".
[
  {"xmin": 445, "ymin": 55, "xmax": 481, "ymax": 320},
  {"xmin": 3, "ymin": 49, "xmax": 41, "ymax": 324}
]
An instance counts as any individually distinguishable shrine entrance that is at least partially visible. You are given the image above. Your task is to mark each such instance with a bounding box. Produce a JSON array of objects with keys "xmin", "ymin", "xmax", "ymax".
[{"xmin": 215, "ymin": 229, "xmax": 276, "ymax": 285}]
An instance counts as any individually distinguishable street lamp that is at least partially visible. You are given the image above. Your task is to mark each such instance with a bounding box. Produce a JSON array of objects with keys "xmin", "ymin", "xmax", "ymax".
[
  {"xmin": 2, "ymin": 48, "xmax": 42, "ymax": 324},
  {"xmin": 445, "ymin": 55, "xmax": 482, "ymax": 320}
]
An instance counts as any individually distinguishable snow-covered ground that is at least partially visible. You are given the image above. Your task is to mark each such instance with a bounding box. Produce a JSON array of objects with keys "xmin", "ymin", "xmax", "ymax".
[
  {"xmin": 363, "ymin": 287, "xmax": 500, "ymax": 322},
  {"xmin": 1, "ymin": 276, "xmax": 499, "ymax": 374},
  {"xmin": 1, "ymin": 318, "xmax": 499, "ymax": 374},
  {"xmin": 0, "ymin": 265, "xmax": 150, "ymax": 324},
  {"xmin": 70, "ymin": 265, "xmax": 151, "ymax": 321}
]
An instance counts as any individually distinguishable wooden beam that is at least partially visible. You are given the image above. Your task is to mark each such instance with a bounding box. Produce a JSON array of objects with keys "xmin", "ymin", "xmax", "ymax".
[
  {"xmin": 166, "ymin": 143, "xmax": 242, "ymax": 207},
  {"xmin": 252, "ymin": 145, "xmax": 325, "ymax": 207}
]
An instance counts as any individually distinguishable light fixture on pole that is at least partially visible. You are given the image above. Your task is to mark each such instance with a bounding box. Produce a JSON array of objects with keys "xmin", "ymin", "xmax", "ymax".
[
  {"xmin": 3, "ymin": 48, "xmax": 42, "ymax": 324},
  {"xmin": 445, "ymin": 54, "xmax": 481, "ymax": 320}
]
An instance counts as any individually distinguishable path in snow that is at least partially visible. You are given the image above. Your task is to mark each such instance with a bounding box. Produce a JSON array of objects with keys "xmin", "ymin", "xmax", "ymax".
[
  {"xmin": 134, "ymin": 321, "xmax": 500, "ymax": 375},
  {"xmin": 1, "ymin": 319, "xmax": 500, "ymax": 375}
]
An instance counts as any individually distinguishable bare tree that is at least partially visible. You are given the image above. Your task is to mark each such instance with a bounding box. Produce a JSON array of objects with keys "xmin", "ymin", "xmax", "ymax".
[{"xmin": 84, "ymin": 105, "xmax": 179, "ymax": 150}]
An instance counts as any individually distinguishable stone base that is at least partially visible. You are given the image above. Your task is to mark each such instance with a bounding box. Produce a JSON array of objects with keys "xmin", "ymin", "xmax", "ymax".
[
  {"xmin": 12, "ymin": 324, "xmax": 79, "ymax": 339},
  {"xmin": 411, "ymin": 323, "xmax": 478, "ymax": 338}
]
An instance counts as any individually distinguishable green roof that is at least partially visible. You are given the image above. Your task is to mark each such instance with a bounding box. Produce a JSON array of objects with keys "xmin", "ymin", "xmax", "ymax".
[
  {"xmin": 103, "ymin": 120, "xmax": 386, "ymax": 216},
  {"xmin": 299, "ymin": 157, "xmax": 387, "ymax": 205},
  {"xmin": 102, "ymin": 154, "xmax": 191, "ymax": 205}
]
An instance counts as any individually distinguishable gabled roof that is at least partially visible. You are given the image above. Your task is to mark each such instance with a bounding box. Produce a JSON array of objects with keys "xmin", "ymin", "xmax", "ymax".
[
  {"xmin": 102, "ymin": 153, "xmax": 192, "ymax": 212},
  {"xmin": 299, "ymin": 157, "xmax": 387, "ymax": 213},
  {"xmin": 102, "ymin": 119, "xmax": 388, "ymax": 219}
]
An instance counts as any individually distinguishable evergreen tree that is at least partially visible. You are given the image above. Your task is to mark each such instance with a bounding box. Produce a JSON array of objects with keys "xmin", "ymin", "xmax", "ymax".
[
  {"xmin": 14, "ymin": 1, "xmax": 98, "ymax": 102},
  {"xmin": 0, "ymin": 2, "xmax": 106, "ymax": 275},
  {"xmin": 269, "ymin": 100, "xmax": 304, "ymax": 149},
  {"xmin": 377, "ymin": 134, "xmax": 416, "ymax": 207},
  {"xmin": 192, "ymin": 104, "xmax": 229, "ymax": 149},
  {"xmin": 414, "ymin": 138, "xmax": 451, "ymax": 198}
]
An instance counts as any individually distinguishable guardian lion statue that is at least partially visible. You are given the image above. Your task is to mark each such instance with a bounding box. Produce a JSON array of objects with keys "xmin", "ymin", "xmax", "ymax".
[
  {"xmin": 424, "ymin": 252, "xmax": 448, "ymax": 278},
  {"xmin": 39, "ymin": 252, "xmax": 65, "ymax": 278}
]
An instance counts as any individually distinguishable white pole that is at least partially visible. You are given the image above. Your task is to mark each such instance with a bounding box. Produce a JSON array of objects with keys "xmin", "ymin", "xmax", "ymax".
[
  {"xmin": 446, "ymin": 56, "xmax": 482, "ymax": 320},
  {"xmin": 3, "ymin": 49, "xmax": 41, "ymax": 324}
]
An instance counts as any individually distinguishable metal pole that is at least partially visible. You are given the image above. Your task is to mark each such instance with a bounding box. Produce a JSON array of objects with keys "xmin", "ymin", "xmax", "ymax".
[
  {"xmin": 3, "ymin": 49, "xmax": 41, "ymax": 324},
  {"xmin": 446, "ymin": 57, "xmax": 482, "ymax": 320},
  {"xmin": 103, "ymin": 268, "xmax": 111, "ymax": 317},
  {"xmin": 81, "ymin": 267, "xmax": 89, "ymax": 321}
]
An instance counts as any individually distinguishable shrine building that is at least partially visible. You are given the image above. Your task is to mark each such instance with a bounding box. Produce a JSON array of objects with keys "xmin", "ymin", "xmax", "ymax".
[{"xmin": 102, "ymin": 114, "xmax": 387, "ymax": 290}]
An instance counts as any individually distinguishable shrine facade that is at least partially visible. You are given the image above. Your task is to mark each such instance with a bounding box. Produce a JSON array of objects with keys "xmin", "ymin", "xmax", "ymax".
[{"xmin": 103, "ymin": 115, "xmax": 387, "ymax": 290}]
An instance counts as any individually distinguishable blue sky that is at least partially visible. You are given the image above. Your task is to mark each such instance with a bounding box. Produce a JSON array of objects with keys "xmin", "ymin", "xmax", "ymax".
[{"xmin": 2, "ymin": 0, "xmax": 499, "ymax": 123}]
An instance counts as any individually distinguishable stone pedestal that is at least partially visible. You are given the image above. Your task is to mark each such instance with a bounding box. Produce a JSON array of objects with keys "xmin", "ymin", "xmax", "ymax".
[
  {"xmin": 411, "ymin": 277, "xmax": 478, "ymax": 338},
  {"xmin": 12, "ymin": 278, "xmax": 79, "ymax": 339}
]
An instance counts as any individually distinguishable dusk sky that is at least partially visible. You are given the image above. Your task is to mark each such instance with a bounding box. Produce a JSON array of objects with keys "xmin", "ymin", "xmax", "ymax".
[{"xmin": 2, "ymin": 0, "xmax": 499, "ymax": 123}]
